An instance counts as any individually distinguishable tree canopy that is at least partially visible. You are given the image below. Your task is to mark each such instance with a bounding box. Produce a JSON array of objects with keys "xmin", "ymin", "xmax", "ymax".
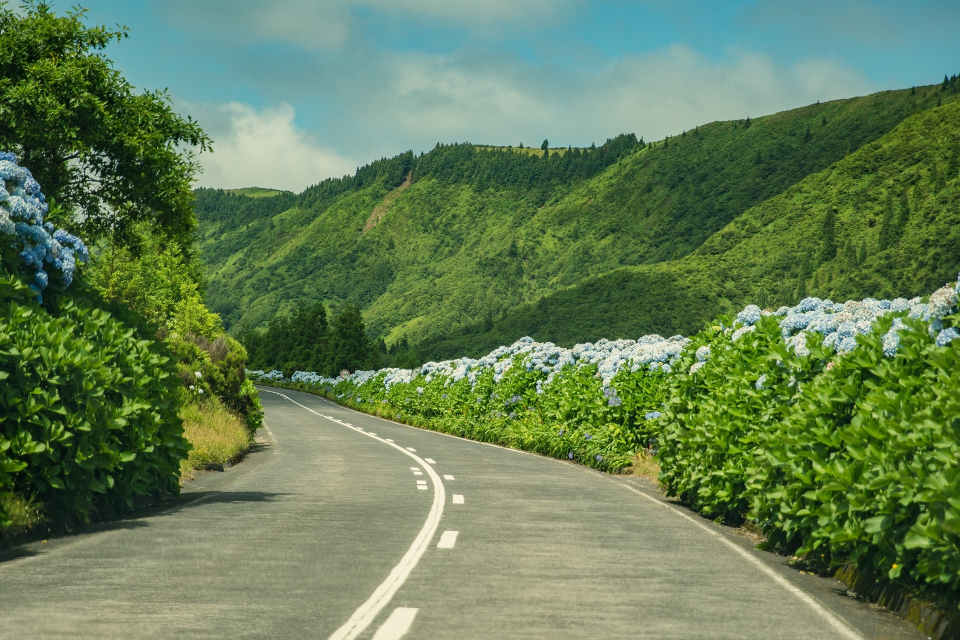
[{"xmin": 0, "ymin": 2, "xmax": 211, "ymax": 246}]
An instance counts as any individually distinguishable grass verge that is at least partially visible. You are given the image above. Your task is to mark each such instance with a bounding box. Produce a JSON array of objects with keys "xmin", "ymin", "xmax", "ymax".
[
  {"xmin": 178, "ymin": 396, "xmax": 254, "ymax": 480},
  {"xmin": 621, "ymin": 452, "xmax": 661, "ymax": 482},
  {"xmin": 0, "ymin": 491, "xmax": 44, "ymax": 534}
]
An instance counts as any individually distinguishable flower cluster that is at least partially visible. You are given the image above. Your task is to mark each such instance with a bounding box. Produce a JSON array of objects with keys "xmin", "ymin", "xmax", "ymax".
[
  {"xmin": 248, "ymin": 369, "xmax": 286, "ymax": 381},
  {"xmin": 0, "ymin": 153, "xmax": 88, "ymax": 296},
  {"xmin": 252, "ymin": 275, "xmax": 960, "ymax": 402},
  {"xmin": 690, "ymin": 275, "xmax": 960, "ymax": 360}
]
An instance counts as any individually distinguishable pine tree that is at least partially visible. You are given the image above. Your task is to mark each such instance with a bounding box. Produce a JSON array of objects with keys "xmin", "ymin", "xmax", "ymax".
[
  {"xmin": 820, "ymin": 208, "xmax": 837, "ymax": 262},
  {"xmin": 899, "ymin": 188, "xmax": 913, "ymax": 234},
  {"xmin": 331, "ymin": 303, "xmax": 369, "ymax": 374},
  {"xmin": 947, "ymin": 147, "xmax": 959, "ymax": 182},
  {"xmin": 934, "ymin": 162, "xmax": 946, "ymax": 192},
  {"xmin": 878, "ymin": 193, "xmax": 895, "ymax": 250}
]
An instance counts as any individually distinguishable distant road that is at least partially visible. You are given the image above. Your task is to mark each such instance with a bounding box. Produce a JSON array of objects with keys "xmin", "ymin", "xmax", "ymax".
[{"xmin": 0, "ymin": 387, "xmax": 923, "ymax": 639}]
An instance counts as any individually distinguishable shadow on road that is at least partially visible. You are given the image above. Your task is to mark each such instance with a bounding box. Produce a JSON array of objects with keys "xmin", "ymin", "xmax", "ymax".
[
  {"xmin": 0, "ymin": 546, "xmax": 41, "ymax": 563},
  {"xmin": 0, "ymin": 490, "xmax": 291, "ymax": 562},
  {"xmin": 164, "ymin": 490, "xmax": 292, "ymax": 513}
]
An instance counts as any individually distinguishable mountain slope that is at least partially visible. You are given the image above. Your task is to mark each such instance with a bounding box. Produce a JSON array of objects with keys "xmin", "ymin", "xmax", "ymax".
[
  {"xmin": 195, "ymin": 84, "xmax": 951, "ymax": 347},
  {"xmin": 422, "ymin": 96, "xmax": 960, "ymax": 359}
]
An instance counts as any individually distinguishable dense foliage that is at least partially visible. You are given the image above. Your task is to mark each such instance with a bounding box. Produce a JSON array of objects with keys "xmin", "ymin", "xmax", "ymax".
[
  {"xmin": 0, "ymin": 278, "xmax": 188, "ymax": 524},
  {"xmin": 0, "ymin": 156, "xmax": 188, "ymax": 526},
  {"xmin": 0, "ymin": 2, "xmax": 211, "ymax": 247},
  {"xmin": 197, "ymin": 84, "xmax": 949, "ymax": 349},
  {"xmin": 89, "ymin": 225, "xmax": 263, "ymax": 433},
  {"xmin": 253, "ymin": 274, "xmax": 960, "ymax": 610},
  {"xmin": 0, "ymin": 4, "xmax": 256, "ymax": 532}
]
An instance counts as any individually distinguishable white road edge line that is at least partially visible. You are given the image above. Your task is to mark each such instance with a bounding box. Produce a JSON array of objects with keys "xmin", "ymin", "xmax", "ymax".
[
  {"xmin": 612, "ymin": 481, "xmax": 863, "ymax": 640},
  {"xmin": 437, "ymin": 530, "xmax": 458, "ymax": 549},
  {"xmin": 258, "ymin": 390, "xmax": 445, "ymax": 640},
  {"xmin": 371, "ymin": 607, "xmax": 419, "ymax": 640}
]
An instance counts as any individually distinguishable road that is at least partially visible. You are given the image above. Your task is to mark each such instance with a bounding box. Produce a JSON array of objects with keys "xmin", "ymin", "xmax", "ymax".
[{"xmin": 0, "ymin": 387, "xmax": 925, "ymax": 639}]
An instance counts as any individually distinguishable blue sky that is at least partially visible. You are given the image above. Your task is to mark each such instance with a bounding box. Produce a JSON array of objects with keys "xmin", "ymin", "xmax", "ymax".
[{"xmin": 50, "ymin": 0, "xmax": 960, "ymax": 191}]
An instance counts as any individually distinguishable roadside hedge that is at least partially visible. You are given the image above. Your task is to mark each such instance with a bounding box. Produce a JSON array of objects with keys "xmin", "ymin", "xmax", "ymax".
[{"xmin": 0, "ymin": 273, "xmax": 188, "ymax": 525}]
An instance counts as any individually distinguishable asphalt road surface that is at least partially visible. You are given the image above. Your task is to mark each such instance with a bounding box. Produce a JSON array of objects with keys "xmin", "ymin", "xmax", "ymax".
[{"xmin": 0, "ymin": 387, "xmax": 928, "ymax": 639}]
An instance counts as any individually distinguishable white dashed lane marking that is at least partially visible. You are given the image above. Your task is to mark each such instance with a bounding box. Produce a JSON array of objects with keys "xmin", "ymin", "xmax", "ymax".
[
  {"xmin": 405, "ymin": 447, "xmax": 417, "ymax": 452},
  {"xmin": 371, "ymin": 607, "xmax": 419, "ymax": 640},
  {"xmin": 258, "ymin": 390, "xmax": 446, "ymax": 640},
  {"xmin": 452, "ymin": 495, "xmax": 464, "ymax": 504},
  {"xmin": 437, "ymin": 531, "xmax": 459, "ymax": 549},
  {"xmin": 424, "ymin": 458, "xmax": 436, "ymax": 464},
  {"xmin": 443, "ymin": 475, "xmax": 454, "ymax": 481}
]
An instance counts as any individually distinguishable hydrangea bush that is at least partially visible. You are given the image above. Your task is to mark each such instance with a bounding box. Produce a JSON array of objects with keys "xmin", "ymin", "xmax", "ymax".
[
  {"xmin": 0, "ymin": 156, "xmax": 188, "ymax": 528},
  {"xmin": 0, "ymin": 153, "xmax": 88, "ymax": 298},
  {"xmin": 251, "ymin": 274, "xmax": 960, "ymax": 608}
]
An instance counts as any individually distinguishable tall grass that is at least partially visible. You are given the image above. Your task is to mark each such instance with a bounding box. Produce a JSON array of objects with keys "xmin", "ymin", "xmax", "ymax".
[{"xmin": 178, "ymin": 397, "xmax": 253, "ymax": 479}]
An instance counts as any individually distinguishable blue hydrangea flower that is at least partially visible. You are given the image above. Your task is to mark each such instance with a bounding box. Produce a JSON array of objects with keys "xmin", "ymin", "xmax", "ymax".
[
  {"xmin": 0, "ymin": 153, "xmax": 87, "ymax": 296},
  {"xmin": 645, "ymin": 411, "xmax": 662, "ymax": 420},
  {"xmin": 736, "ymin": 305, "xmax": 762, "ymax": 327},
  {"xmin": 936, "ymin": 327, "xmax": 960, "ymax": 347},
  {"xmin": 568, "ymin": 451, "xmax": 574, "ymax": 460}
]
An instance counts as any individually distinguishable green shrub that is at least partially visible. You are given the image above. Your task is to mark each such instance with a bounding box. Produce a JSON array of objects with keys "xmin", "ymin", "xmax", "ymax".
[
  {"xmin": 752, "ymin": 314, "xmax": 960, "ymax": 601},
  {"xmin": 657, "ymin": 317, "xmax": 829, "ymax": 521},
  {"xmin": 0, "ymin": 273, "xmax": 188, "ymax": 523}
]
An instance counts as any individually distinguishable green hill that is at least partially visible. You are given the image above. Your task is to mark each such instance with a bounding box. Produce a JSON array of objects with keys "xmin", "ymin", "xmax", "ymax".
[
  {"xmin": 194, "ymin": 82, "xmax": 956, "ymax": 353},
  {"xmin": 424, "ymin": 95, "xmax": 960, "ymax": 359}
]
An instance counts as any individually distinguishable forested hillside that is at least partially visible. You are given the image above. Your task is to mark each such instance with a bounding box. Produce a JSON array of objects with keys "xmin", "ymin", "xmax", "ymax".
[
  {"xmin": 426, "ymin": 94, "xmax": 960, "ymax": 359},
  {"xmin": 195, "ymin": 82, "xmax": 956, "ymax": 358}
]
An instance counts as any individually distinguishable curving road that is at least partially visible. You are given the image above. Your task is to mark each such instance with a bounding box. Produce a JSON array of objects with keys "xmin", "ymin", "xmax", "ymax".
[{"xmin": 0, "ymin": 387, "xmax": 925, "ymax": 639}]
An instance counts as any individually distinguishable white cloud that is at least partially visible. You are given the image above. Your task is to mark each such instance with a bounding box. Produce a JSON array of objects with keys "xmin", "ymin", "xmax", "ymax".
[
  {"xmin": 156, "ymin": 0, "xmax": 576, "ymax": 51},
  {"xmin": 343, "ymin": 45, "xmax": 876, "ymax": 153},
  {"xmin": 192, "ymin": 102, "xmax": 356, "ymax": 192}
]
